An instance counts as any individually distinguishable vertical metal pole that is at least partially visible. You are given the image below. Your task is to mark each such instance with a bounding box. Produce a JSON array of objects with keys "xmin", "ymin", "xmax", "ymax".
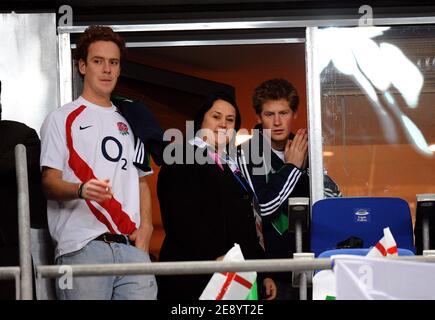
[
  {"xmin": 305, "ymin": 27, "xmax": 324, "ymax": 207},
  {"xmin": 36, "ymin": 272, "xmax": 43, "ymax": 300},
  {"xmin": 294, "ymin": 221, "xmax": 307, "ymax": 300},
  {"xmin": 58, "ymin": 31, "xmax": 72, "ymax": 106},
  {"xmin": 299, "ymin": 273, "xmax": 307, "ymax": 300},
  {"xmin": 295, "ymin": 220, "xmax": 303, "ymax": 254},
  {"xmin": 423, "ymin": 218, "xmax": 430, "ymax": 251},
  {"xmin": 15, "ymin": 273, "xmax": 21, "ymax": 300},
  {"xmin": 417, "ymin": 194, "xmax": 435, "ymax": 252},
  {"xmin": 15, "ymin": 144, "xmax": 33, "ymax": 300},
  {"xmin": 304, "ymin": 26, "xmax": 324, "ymax": 301}
]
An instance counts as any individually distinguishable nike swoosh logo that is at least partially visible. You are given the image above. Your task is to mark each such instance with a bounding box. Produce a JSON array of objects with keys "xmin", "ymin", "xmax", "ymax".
[{"xmin": 79, "ymin": 125, "xmax": 93, "ymax": 130}]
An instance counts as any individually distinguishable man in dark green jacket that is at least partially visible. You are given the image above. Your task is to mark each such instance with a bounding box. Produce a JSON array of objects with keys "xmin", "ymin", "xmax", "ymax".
[{"xmin": 237, "ymin": 79, "xmax": 341, "ymax": 300}]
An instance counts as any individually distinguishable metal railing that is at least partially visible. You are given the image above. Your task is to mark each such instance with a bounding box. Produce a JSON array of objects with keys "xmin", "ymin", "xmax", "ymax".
[
  {"xmin": 15, "ymin": 144, "xmax": 33, "ymax": 299},
  {"xmin": 0, "ymin": 144, "xmax": 33, "ymax": 300},
  {"xmin": 289, "ymin": 197, "xmax": 311, "ymax": 300},
  {"xmin": 4, "ymin": 144, "xmax": 435, "ymax": 300},
  {"xmin": 36, "ymin": 258, "xmax": 332, "ymax": 279},
  {"xmin": 0, "ymin": 267, "xmax": 21, "ymax": 300},
  {"xmin": 35, "ymin": 254, "xmax": 435, "ymax": 297},
  {"xmin": 417, "ymin": 194, "xmax": 435, "ymax": 252}
]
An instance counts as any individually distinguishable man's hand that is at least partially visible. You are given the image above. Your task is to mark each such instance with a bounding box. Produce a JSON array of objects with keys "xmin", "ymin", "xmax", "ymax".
[
  {"xmin": 129, "ymin": 225, "xmax": 153, "ymax": 252},
  {"xmin": 81, "ymin": 178, "xmax": 113, "ymax": 202},
  {"xmin": 41, "ymin": 168, "xmax": 113, "ymax": 201},
  {"xmin": 262, "ymin": 278, "xmax": 277, "ymax": 300},
  {"xmin": 284, "ymin": 128, "xmax": 308, "ymax": 169},
  {"xmin": 134, "ymin": 177, "xmax": 154, "ymax": 253}
]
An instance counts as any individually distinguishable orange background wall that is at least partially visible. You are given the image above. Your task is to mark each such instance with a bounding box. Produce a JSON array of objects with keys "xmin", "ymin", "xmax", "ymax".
[
  {"xmin": 118, "ymin": 43, "xmax": 433, "ymax": 258},
  {"xmin": 124, "ymin": 44, "xmax": 308, "ymax": 258}
]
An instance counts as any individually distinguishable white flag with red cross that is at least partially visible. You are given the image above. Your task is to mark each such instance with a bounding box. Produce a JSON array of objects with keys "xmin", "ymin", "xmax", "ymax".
[
  {"xmin": 367, "ymin": 227, "xmax": 398, "ymax": 257},
  {"xmin": 199, "ymin": 243, "xmax": 257, "ymax": 300},
  {"xmin": 313, "ymin": 227, "xmax": 399, "ymax": 300}
]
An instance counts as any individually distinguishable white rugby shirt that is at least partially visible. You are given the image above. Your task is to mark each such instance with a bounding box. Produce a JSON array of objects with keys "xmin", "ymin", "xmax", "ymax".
[{"xmin": 40, "ymin": 96, "xmax": 151, "ymax": 258}]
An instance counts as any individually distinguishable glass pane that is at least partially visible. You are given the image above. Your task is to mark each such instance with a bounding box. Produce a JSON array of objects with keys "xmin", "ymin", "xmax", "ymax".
[
  {"xmin": 0, "ymin": 13, "xmax": 58, "ymax": 136},
  {"xmin": 318, "ymin": 25, "xmax": 435, "ymax": 223}
]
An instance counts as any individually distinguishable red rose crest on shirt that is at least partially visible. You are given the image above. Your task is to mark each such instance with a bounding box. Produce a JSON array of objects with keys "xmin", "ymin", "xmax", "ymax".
[{"xmin": 117, "ymin": 122, "xmax": 129, "ymax": 135}]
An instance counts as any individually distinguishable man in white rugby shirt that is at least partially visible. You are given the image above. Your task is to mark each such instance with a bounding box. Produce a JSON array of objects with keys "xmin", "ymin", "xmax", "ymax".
[{"xmin": 40, "ymin": 26, "xmax": 157, "ymax": 300}]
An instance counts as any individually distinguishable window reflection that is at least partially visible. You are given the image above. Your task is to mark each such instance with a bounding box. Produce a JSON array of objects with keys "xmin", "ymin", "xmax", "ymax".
[
  {"xmin": 319, "ymin": 26, "xmax": 435, "ymax": 222},
  {"xmin": 0, "ymin": 13, "xmax": 58, "ymax": 135},
  {"xmin": 318, "ymin": 27, "xmax": 431, "ymax": 156}
]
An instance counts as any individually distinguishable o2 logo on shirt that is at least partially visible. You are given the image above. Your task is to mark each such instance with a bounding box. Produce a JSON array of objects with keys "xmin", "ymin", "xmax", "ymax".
[{"xmin": 102, "ymin": 136, "xmax": 127, "ymax": 170}]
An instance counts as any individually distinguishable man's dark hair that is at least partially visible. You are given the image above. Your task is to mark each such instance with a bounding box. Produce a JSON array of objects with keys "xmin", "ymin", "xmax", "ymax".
[
  {"xmin": 252, "ymin": 78, "xmax": 299, "ymax": 114},
  {"xmin": 74, "ymin": 25, "xmax": 126, "ymax": 71}
]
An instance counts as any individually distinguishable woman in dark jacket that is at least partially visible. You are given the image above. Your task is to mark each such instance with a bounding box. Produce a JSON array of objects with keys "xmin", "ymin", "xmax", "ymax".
[{"xmin": 157, "ymin": 92, "xmax": 276, "ymax": 300}]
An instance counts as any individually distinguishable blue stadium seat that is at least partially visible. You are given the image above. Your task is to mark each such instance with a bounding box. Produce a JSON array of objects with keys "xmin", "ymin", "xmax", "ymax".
[
  {"xmin": 313, "ymin": 248, "xmax": 414, "ymax": 276},
  {"xmin": 310, "ymin": 197, "xmax": 416, "ymax": 257},
  {"xmin": 318, "ymin": 248, "xmax": 415, "ymax": 259}
]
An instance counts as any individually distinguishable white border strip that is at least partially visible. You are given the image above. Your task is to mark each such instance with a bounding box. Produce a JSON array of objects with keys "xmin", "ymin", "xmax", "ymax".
[{"xmin": 58, "ymin": 17, "xmax": 435, "ymax": 34}]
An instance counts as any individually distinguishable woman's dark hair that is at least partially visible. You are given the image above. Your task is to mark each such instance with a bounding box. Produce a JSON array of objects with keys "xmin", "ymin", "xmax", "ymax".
[{"xmin": 193, "ymin": 91, "xmax": 241, "ymax": 133}]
